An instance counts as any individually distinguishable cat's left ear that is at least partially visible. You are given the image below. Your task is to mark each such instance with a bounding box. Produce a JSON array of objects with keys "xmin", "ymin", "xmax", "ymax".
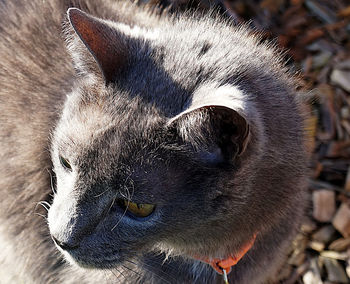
[
  {"xmin": 168, "ymin": 86, "xmax": 250, "ymax": 163},
  {"xmin": 66, "ymin": 8, "xmax": 127, "ymax": 84},
  {"xmin": 168, "ymin": 107, "xmax": 250, "ymax": 163}
]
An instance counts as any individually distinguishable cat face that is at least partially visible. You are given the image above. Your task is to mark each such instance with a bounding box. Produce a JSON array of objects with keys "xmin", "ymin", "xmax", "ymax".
[
  {"xmin": 47, "ymin": 8, "xmax": 268, "ymax": 269},
  {"xmin": 48, "ymin": 89, "xmax": 250, "ymax": 267},
  {"xmin": 48, "ymin": 100, "xmax": 248, "ymax": 266}
]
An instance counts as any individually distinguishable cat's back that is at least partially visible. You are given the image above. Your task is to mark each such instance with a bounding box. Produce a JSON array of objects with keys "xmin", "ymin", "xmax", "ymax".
[{"xmin": 0, "ymin": 0, "xmax": 76, "ymax": 161}]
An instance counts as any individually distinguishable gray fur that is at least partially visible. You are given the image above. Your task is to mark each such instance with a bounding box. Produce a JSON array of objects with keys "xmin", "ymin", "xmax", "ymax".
[{"xmin": 0, "ymin": 0, "xmax": 308, "ymax": 283}]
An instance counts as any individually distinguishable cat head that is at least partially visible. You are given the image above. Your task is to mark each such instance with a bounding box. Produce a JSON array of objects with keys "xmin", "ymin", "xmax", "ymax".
[{"xmin": 47, "ymin": 8, "xmax": 294, "ymax": 269}]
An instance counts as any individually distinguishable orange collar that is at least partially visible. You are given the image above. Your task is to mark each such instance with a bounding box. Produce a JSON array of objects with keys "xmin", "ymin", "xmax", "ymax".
[{"xmin": 197, "ymin": 234, "xmax": 257, "ymax": 275}]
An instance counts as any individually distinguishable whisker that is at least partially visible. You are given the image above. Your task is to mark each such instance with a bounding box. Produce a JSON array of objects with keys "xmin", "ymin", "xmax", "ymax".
[
  {"xmin": 41, "ymin": 200, "xmax": 51, "ymax": 207},
  {"xmin": 125, "ymin": 259, "xmax": 173, "ymax": 284},
  {"xmin": 122, "ymin": 263, "xmax": 142, "ymax": 277},
  {"xmin": 94, "ymin": 188, "xmax": 109, "ymax": 198},
  {"xmin": 47, "ymin": 168, "xmax": 56, "ymax": 195},
  {"xmin": 134, "ymin": 257, "xmax": 180, "ymax": 275},
  {"xmin": 111, "ymin": 201, "xmax": 129, "ymax": 232},
  {"xmin": 40, "ymin": 201, "xmax": 51, "ymax": 210},
  {"xmin": 35, "ymin": 201, "xmax": 50, "ymax": 213},
  {"xmin": 106, "ymin": 195, "xmax": 117, "ymax": 216},
  {"xmin": 109, "ymin": 267, "xmax": 127, "ymax": 283},
  {"xmin": 111, "ymin": 183, "xmax": 135, "ymax": 232},
  {"xmin": 34, "ymin": 212, "xmax": 47, "ymax": 219},
  {"xmin": 120, "ymin": 172, "xmax": 134, "ymax": 201}
]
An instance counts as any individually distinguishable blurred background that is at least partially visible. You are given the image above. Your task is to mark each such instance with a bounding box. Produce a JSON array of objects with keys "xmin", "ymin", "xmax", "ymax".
[{"xmin": 142, "ymin": 1, "xmax": 350, "ymax": 283}]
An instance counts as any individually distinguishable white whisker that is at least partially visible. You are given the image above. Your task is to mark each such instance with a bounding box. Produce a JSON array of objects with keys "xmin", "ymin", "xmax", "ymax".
[{"xmin": 47, "ymin": 169, "xmax": 56, "ymax": 195}]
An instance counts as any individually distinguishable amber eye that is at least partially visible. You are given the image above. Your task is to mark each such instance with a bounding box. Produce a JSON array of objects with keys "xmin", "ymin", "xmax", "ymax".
[
  {"xmin": 122, "ymin": 200, "xmax": 155, "ymax": 218},
  {"xmin": 59, "ymin": 155, "xmax": 72, "ymax": 171}
]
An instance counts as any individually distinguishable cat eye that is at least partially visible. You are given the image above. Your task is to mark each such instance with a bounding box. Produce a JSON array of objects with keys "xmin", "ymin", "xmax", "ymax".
[
  {"xmin": 59, "ymin": 155, "xmax": 72, "ymax": 171},
  {"xmin": 121, "ymin": 199, "xmax": 155, "ymax": 218}
]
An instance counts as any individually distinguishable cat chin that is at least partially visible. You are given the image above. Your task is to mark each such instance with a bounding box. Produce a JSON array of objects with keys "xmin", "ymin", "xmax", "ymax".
[
  {"xmin": 152, "ymin": 242, "xmax": 205, "ymax": 262},
  {"xmin": 59, "ymin": 246, "xmax": 124, "ymax": 270},
  {"xmin": 153, "ymin": 241, "xmax": 231, "ymax": 262}
]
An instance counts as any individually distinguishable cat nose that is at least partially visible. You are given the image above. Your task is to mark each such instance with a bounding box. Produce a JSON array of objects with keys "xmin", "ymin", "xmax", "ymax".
[{"xmin": 51, "ymin": 235, "xmax": 80, "ymax": 250}]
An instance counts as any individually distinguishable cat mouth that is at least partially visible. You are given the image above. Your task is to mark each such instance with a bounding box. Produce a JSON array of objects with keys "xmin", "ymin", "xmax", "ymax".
[
  {"xmin": 51, "ymin": 236, "xmax": 126, "ymax": 269},
  {"xmin": 61, "ymin": 247, "xmax": 126, "ymax": 269}
]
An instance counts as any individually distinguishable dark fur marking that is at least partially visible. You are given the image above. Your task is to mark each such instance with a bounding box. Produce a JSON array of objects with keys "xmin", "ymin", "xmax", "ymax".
[{"xmin": 198, "ymin": 42, "xmax": 212, "ymax": 57}]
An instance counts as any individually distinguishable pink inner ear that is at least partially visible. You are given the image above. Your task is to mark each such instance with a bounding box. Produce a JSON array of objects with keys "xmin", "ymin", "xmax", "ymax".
[{"xmin": 68, "ymin": 8, "xmax": 127, "ymax": 83}]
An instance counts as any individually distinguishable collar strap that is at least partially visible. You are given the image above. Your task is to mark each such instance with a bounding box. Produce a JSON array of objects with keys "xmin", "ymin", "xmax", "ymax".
[{"xmin": 198, "ymin": 234, "xmax": 256, "ymax": 275}]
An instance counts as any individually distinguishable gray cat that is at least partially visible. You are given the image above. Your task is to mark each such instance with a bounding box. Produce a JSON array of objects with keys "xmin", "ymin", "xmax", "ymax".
[{"xmin": 0, "ymin": 0, "xmax": 308, "ymax": 283}]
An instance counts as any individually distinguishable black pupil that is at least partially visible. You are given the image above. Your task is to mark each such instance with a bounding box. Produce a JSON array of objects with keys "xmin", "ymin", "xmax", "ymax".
[{"xmin": 59, "ymin": 156, "xmax": 71, "ymax": 170}]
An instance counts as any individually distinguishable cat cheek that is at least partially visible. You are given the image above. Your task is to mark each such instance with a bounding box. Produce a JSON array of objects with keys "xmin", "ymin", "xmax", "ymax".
[{"xmin": 198, "ymin": 148, "xmax": 223, "ymax": 164}]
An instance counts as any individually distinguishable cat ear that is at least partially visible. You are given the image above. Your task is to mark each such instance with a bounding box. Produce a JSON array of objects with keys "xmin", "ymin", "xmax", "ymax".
[
  {"xmin": 168, "ymin": 87, "xmax": 250, "ymax": 163},
  {"xmin": 66, "ymin": 8, "xmax": 127, "ymax": 84},
  {"xmin": 169, "ymin": 106, "xmax": 250, "ymax": 162}
]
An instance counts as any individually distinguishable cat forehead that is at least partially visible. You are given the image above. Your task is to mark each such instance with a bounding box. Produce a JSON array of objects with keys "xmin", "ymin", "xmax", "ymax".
[
  {"xmin": 54, "ymin": 88, "xmax": 165, "ymax": 154},
  {"xmin": 154, "ymin": 19, "xmax": 262, "ymax": 61},
  {"xmin": 120, "ymin": 19, "xmax": 272, "ymax": 94},
  {"xmin": 108, "ymin": 15, "xmax": 261, "ymax": 69}
]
